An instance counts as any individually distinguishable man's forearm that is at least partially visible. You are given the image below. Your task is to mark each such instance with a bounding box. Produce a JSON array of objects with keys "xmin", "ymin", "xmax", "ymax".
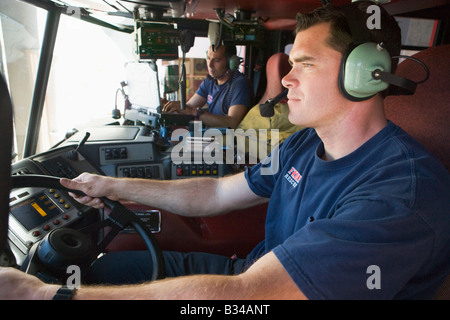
[
  {"xmin": 69, "ymin": 252, "xmax": 305, "ymax": 300},
  {"xmin": 62, "ymin": 171, "xmax": 266, "ymax": 218},
  {"xmin": 111, "ymin": 177, "xmax": 223, "ymax": 217},
  {"xmin": 198, "ymin": 111, "xmax": 240, "ymax": 129},
  {"xmin": 72, "ymin": 274, "xmax": 242, "ymax": 300},
  {"xmin": 0, "ymin": 252, "xmax": 304, "ymax": 300}
]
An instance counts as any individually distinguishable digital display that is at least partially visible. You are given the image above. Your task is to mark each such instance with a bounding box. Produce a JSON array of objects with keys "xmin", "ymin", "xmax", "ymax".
[{"xmin": 10, "ymin": 192, "xmax": 62, "ymax": 231}]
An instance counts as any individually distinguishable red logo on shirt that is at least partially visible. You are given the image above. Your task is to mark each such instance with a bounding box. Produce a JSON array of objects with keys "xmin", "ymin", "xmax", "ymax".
[
  {"xmin": 288, "ymin": 167, "xmax": 302, "ymax": 183},
  {"xmin": 207, "ymin": 94, "xmax": 213, "ymax": 103},
  {"xmin": 284, "ymin": 167, "xmax": 302, "ymax": 188}
]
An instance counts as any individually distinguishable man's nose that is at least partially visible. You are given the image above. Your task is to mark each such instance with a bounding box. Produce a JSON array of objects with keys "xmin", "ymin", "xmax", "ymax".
[{"xmin": 282, "ymin": 69, "xmax": 297, "ymax": 88}]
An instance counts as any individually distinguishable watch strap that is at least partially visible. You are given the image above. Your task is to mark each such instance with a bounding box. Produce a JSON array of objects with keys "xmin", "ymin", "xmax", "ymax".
[
  {"xmin": 52, "ymin": 285, "xmax": 77, "ymax": 300},
  {"xmin": 195, "ymin": 107, "xmax": 204, "ymax": 120}
]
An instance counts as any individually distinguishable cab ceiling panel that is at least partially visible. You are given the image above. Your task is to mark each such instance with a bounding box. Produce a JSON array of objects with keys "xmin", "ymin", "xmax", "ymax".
[
  {"xmin": 24, "ymin": 0, "xmax": 417, "ymax": 31},
  {"xmin": 53, "ymin": 0, "xmax": 187, "ymax": 17},
  {"xmin": 27, "ymin": 0, "xmax": 415, "ymax": 19},
  {"xmin": 187, "ymin": 0, "xmax": 333, "ymax": 20},
  {"xmin": 39, "ymin": 0, "xmax": 353, "ymax": 19}
]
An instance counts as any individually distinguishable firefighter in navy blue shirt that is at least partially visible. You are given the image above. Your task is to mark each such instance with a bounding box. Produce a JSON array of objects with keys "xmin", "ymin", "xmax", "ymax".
[{"xmin": 162, "ymin": 44, "xmax": 253, "ymax": 129}]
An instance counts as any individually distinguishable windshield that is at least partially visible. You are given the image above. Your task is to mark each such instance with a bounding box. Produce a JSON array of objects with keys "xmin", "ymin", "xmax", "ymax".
[
  {"xmin": 1, "ymin": 0, "xmax": 134, "ymax": 160},
  {"xmin": 0, "ymin": 0, "xmax": 235, "ymax": 161}
]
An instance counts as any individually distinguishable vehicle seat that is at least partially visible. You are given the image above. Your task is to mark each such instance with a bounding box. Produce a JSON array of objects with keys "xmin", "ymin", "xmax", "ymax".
[
  {"xmin": 257, "ymin": 52, "xmax": 292, "ymax": 104},
  {"xmin": 384, "ymin": 44, "xmax": 450, "ymax": 171},
  {"xmin": 384, "ymin": 44, "xmax": 450, "ymax": 300},
  {"xmin": 237, "ymin": 52, "xmax": 301, "ymax": 159}
]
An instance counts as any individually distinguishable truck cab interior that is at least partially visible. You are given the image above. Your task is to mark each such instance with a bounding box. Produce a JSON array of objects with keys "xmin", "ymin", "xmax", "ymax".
[{"xmin": 0, "ymin": 0, "xmax": 449, "ymax": 299}]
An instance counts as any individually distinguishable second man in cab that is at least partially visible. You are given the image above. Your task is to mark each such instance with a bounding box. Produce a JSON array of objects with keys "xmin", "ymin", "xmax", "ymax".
[{"xmin": 162, "ymin": 44, "xmax": 253, "ymax": 129}]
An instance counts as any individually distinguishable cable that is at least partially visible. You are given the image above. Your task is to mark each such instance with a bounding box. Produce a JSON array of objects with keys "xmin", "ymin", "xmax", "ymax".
[{"xmin": 392, "ymin": 55, "xmax": 430, "ymax": 84}]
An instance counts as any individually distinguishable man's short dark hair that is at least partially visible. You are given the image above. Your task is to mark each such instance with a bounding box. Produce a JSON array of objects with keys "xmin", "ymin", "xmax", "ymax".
[{"xmin": 295, "ymin": 1, "xmax": 402, "ymax": 72}]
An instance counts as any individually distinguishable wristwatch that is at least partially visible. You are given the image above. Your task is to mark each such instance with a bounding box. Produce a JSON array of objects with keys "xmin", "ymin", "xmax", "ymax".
[
  {"xmin": 195, "ymin": 107, "xmax": 204, "ymax": 120},
  {"xmin": 52, "ymin": 285, "xmax": 77, "ymax": 300}
]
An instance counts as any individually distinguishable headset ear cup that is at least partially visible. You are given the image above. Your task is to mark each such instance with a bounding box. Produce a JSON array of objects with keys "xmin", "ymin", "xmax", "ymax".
[
  {"xmin": 228, "ymin": 55, "xmax": 241, "ymax": 70},
  {"xmin": 339, "ymin": 42, "xmax": 392, "ymax": 101}
]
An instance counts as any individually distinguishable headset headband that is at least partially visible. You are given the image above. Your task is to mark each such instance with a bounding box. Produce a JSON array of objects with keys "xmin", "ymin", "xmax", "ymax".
[
  {"xmin": 341, "ymin": 4, "xmax": 371, "ymax": 45},
  {"xmin": 338, "ymin": 3, "xmax": 424, "ymax": 99}
]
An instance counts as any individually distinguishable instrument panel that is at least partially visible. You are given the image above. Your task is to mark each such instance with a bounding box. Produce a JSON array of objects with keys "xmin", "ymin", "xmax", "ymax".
[
  {"xmin": 7, "ymin": 125, "xmax": 229, "ymax": 266},
  {"xmin": 8, "ymin": 186, "xmax": 87, "ymax": 260},
  {"xmin": 9, "ymin": 146, "xmax": 100, "ymax": 265}
]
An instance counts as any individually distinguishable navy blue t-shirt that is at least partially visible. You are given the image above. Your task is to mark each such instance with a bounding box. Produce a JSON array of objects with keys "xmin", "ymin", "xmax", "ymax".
[
  {"xmin": 245, "ymin": 121, "xmax": 450, "ymax": 299},
  {"xmin": 196, "ymin": 70, "xmax": 253, "ymax": 115}
]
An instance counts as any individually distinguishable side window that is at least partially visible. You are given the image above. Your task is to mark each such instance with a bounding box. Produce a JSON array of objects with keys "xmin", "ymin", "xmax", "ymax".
[
  {"xmin": 0, "ymin": 1, "xmax": 44, "ymax": 161},
  {"xmin": 39, "ymin": 14, "xmax": 134, "ymax": 154}
]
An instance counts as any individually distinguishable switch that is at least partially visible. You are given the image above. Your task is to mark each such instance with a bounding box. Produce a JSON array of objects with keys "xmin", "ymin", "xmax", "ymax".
[
  {"xmin": 152, "ymin": 166, "xmax": 160, "ymax": 179},
  {"xmin": 120, "ymin": 147, "xmax": 127, "ymax": 159},
  {"xmin": 137, "ymin": 167, "xmax": 145, "ymax": 178},
  {"xmin": 112, "ymin": 148, "xmax": 120, "ymax": 159},
  {"xmin": 146, "ymin": 166, "xmax": 153, "ymax": 178},
  {"xmin": 105, "ymin": 148, "xmax": 112, "ymax": 160}
]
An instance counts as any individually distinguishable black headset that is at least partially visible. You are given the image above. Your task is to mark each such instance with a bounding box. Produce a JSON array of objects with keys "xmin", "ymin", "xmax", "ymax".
[
  {"xmin": 215, "ymin": 45, "xmax": 241, "ymax": 70},
  {"xmin": 338, "ymin": 3, "xmax": 427, "ymax": 101}
]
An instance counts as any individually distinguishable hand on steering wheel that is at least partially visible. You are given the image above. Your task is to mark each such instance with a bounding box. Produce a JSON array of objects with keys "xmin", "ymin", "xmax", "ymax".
[{"xmin": 11, "ymin": 174, "xmax": 165, "ymax": 282}]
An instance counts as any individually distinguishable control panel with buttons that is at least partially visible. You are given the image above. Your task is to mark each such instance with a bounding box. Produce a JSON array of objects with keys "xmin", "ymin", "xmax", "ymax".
[
  {"xmin": 171, "ymin": 162, "xmax": 227, "ymax": 179},
  {"xmin": 117, "ymin": 164, "xmax": 163, "ymax": 179},
  {"xmin": 99, "ymin": 143, "xmax": 156, "ymax": 165},
  {"xmin": 40, "ymin": 156, "xmax": 79, "ymax": 179},
  {"xmin": 8, "ymin": 186, "xmax": 83, "ymax": 257}
]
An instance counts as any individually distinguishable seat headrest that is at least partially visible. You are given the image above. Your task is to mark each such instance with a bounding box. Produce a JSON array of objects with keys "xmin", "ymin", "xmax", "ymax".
[{"xmin": 258, "ymin": 53, "xmax": 291, "ymax": 104}]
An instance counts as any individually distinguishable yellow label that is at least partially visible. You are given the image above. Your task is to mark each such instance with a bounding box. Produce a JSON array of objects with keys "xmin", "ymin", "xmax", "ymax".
[{"xmin": 31, "ymin": 202, "xmax": 47, "ymax": 217}]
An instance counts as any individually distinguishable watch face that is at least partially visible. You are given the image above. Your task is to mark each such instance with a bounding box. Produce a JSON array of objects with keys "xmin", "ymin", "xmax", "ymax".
[{"xmin": 196, "ymin": 108, "xmax": 204, "ymax": 118}]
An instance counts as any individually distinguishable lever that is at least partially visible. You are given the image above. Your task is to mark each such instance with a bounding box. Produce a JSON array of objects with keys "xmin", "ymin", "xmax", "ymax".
[{"xmin": 66, "ymin": 132, "xmax": 90, "ymax": 161}]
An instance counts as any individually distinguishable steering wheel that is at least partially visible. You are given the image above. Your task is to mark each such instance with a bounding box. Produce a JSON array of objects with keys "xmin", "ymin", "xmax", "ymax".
[{"xmin": 11, "ymin": 174, "xmax": 165, "ymax": 282}]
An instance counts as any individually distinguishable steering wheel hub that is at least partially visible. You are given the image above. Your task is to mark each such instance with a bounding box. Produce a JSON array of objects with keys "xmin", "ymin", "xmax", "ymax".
[{"xmin": 37, "ymin": 228, "xmax": 92, "ymax": 275}]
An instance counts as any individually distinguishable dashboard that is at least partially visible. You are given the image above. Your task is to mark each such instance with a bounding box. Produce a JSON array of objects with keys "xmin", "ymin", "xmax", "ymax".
[{"xmin": 7, "ymin": 125, "xmax": 230, "ymax": 266}]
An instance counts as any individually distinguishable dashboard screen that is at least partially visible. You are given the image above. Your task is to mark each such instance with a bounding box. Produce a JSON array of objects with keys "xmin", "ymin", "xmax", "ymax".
[{"xmin": 10, "ymin": 192, "xmax": 62, "ymax": 231}]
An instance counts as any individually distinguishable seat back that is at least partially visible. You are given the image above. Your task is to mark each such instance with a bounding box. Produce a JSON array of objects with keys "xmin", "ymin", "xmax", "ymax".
[
  {"xmin": 384, "ymin": 45, "xmax": 450, "ymax": 171},
  {"xmin": 384, "ymin": 45, "xmax": 450, "ymax": 299},
  {"xmin": 238, "ymin": 52, "xmax": 300, "ymax": 159},
  {"xmin": 258, "ymin": 52, "xmax": 291, "ymax": 104}
]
